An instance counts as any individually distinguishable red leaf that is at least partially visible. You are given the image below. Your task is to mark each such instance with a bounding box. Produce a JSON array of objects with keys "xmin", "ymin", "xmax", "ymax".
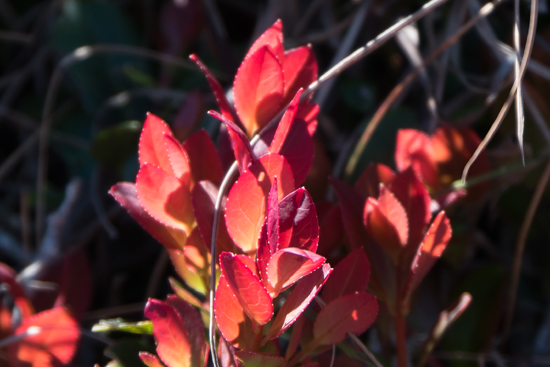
[
  {"xmin": 234, "ymin": 351, "xmax": 286, "ymax": 367},
  {"xmin": 267, "ymin": 177, "xmax": 279, "ymax": 254},
  {"xmin": 215, "ymin": 275, "xmax": 255, "ymax": 349},
  {"xmin": 282, "ymin": 45, "xmax": 318, "ymax": 105},
  {"xmin": 296, "ymin": 103, "xmax": 319, "ymax": 135},
  {"xmin": 163, "ymin": 134, "xmax": 192, "ymax": 186},
  {"xmin": 245, "ymin": 19, "xmax": 284, "ymax": 63},
  {"xmin": 209, "ymin": 110, "xmax": 255, "ymax": 174},
  {"xmin": 192, "ymin": 181, "xmax": 236, "ymax": 255},
  {"xmin": 145, "ymin": 299, "xmax": 191, "ymax": 367},
  {"xmin": 330, "ymin": 178, "xmax": 369, "ymax": 249},
  {"xmin": 265, "ymin": 264, "xmax": 331, "ymax": 341},
  {"xmin": 190, "ymin": 54, "xmax": 237, "ymax": 124},
  {"xmin": 313, "ymin": 293, "xmax": 378, "ymax": 345},
  {"xmin": 110, "ymin": 182, "xmax": 187, "ymax": 250},
  {"xmin": 220, "ymin": 253, "xmax": 273, "ymax": 325},
  {"xmin": 183, "ymin": 130, "xmax": 223, "ymax": 186},
  {"xmin": 266, "ymin": 248, "xmax": 325, "ymax": 296},
  {"xmin": 169, "ymin": 243, "xmax": 207, "ymax": 296},
  {"xmin": 234, "ymin": 46, "xmax": 284, "ymax": 135},
  {"xmin": 395, "ymin": 129, "xmax": 434, "ymax": 177},
  {"xmin": 257, "ymin": 222, "xmax": 274, "ymax": 294},
  {"xmin": 389, "ymin": 168, "xmax": 431, "ymax": 260},
  {"xmin": 278, "ymin": 188, "xmax": 318, "ymax": 252},
  {"xmin": 173, "ymin": 90, "xmax": 206, "ymax": 142},
  {"xmin": 139, "ymin": 352, "xmax": 165, "ymax": 367},
  {"xmin": 269, "ymin": 90, "xmax": 302, "ymax": 154},
  {"xmin": 136, "ymin": 163, "xmax": 194, "ymax": 233},
  {"xmin": 363, "ymin": 186, "xmax": 408, "ymax": 263},
  {"xmin": 7, "ymin": 307, "xmax": 80, "ymax": 367},
  {"xmin": 139, "ymin": 113, "xmax": 174, "ymax": 173},
  {"xmin": 322, "ymin": 248, "xmax": 370, "ymax": 303},
  {"xmin": 316, "ymin": 205, "xmax": 344, "ymax": 257},
  {"xmin": 269, "ymin": 90, "xmax": 314, "ymax": 185},
  {"xmin": 225, "ymin": 154, "xmax": 295, "ymax": 254},
  {"xmin": 165, "ymin": 295, "xmax": 206, "ymax": 367},
  {"xmin": 353, "ymin": 163, "xmax": 395, "ymax": 200},
  {"xmin": 404, "ymin": 211, "xmax": 452, "ymax": 303}
]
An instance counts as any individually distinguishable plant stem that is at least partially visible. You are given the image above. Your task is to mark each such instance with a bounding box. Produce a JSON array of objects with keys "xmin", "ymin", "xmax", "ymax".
[{"xmin": 395, "ymin": 311, "xmax": 408, "ymax": 367}]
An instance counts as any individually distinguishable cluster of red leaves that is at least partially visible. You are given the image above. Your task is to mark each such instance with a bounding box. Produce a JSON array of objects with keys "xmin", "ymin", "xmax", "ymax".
[
  {"xmin": 108, "ymin": 19, "xmax": 490, "ymax": 367},
  {"xmin": 0, "ymin": 263, "xmax": 80, "ymax": 367}
]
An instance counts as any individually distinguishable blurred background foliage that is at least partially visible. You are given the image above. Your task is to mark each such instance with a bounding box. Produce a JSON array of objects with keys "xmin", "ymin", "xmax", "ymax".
[{"xmin": 1, "ymin": 0, "xmax": 550, "ymax": 365}]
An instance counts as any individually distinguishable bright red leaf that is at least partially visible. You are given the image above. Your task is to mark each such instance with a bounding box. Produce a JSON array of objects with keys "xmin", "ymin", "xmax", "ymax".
[
  {"xmin": 225, "ymin": 154, "xmax": 294, "ymax": 254},
  {"xmin": 136, "ymin": 163, "xmax": 194, "ymax": 233},
  {"xmin": 245, "ymin": 19, "xmax": 284, "ymax": 62},
  {"xmin": 266, "ymin": 247, "xmax": 325, "ymax": 296},
  {"xmin": 234, "ymin": 45, "xmax": 284, "ymax": 135},
  {"xmin": 215, "ymin": 275, "xmax": 254, "ymax": 349},
  {"xmin": 163, "ymin": 134, "xmax": 191, "ymax": 186},
  {"xmin": 364, "ymin": 185, "xmax": 409, "ymax": 263},
  {"xmin": 139, "ymin": 352, "xmax": 165, "ymax": 367},
  {"xmin": 139, "ymin": 113, "xmax": 174, "ymax": 173},
  {"xmin": 7, "ymin": 307, "xmax": 80, "ymax": 367},
  {"xmin": 144, "ymin": 298, "xmax": 191, "ymax": 367},
  {"xmin": 404, "ymin": 211, "xmax": 452, "ymax": 304},
  {"xmin": 282, "ymin": 45, "xmax": 317, "ymax": 105},
  {"xmin": 109, "ymin": 182, "xmax": 187, "ymax": 250},
  {"xmin": 219, "ymin": 253, "xmax": 273, "ymax": 325}
]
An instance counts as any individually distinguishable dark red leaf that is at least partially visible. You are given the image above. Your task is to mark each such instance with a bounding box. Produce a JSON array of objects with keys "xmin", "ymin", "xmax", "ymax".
[
  {"xmin": 313, "ymin": 293, "xmax": 378, "ymax": 345},
  {"xmin": 190, "ymin": 54, "xmax": 237, "ymax": 124},
  {"xmin": 209, "ymin": 110, "xmax": 255, "ymax": 174},
  {"xmin": 330, "ymin": 178, "xmax": 369, "ymax": 249},
  {"xmin": 267, "ymin": 177, "xmax": 279, "ymax": 254},
  {"xmin": 234, "ymin": 351, "xmax": 286, "ymax": 367},
  {"xmin": 192, "ymin": 181, "xmax": 236, "ymax": 255},
  {"xmin": 183, "ymin": 129, "xmax": 223, "ymax": 186},
  {"xmin": 265, "ymin": 264, "xmax": 331, "ymax": 341},
  {"xmin": 282, "ymin": 46, "xmax": 318, "ymax": 105},
  {"xmin": 269, "ymin": 90, "xmax": 314, "ymax": 185},
  {"xmin": 173, "ymin": 90, "xmax": 205, "ymax": 142},
  {"xmin": 278, "ymin": 188, "xmax": 318, "ymax": 252},
  {"xmin": 353, "ymin": 163, "xmax": 395, "ymax": 200},
  {"xmin": 322, "ymin": 248, "xmax": 370, "ymax": 303}
]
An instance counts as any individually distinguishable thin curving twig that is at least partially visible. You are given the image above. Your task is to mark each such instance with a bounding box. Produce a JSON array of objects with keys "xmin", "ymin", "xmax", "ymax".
[
  {"xmin": 462, "ymin": 0, "xmax": 539, "ymax": 182},
  {"xmin": 344, "ymin": 0, "xmax": 503, "ymax": 178},
  {"xmin": 502, "ymin": 158, "xmax": 550, "ymax": 346}
]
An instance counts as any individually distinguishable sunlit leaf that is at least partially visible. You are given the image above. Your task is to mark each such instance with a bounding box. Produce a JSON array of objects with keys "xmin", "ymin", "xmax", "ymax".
[
  {"xmin": 220, "ymin": 253, "xmax": 273, "ymax": 325},
  {"xmin": 278, "ymin": 188, "xmax": 318, "ymax": 252},
  {"xmin": 109, "ymin": 182, "xmax": 187, "ymax": 250},
  {"xmin": 225, "ymin": 154, "xmax": 294, "ymax": 254},
  {"xmin": 183, "ymin": 129, "xmax": 223, "ymax": 186},
  {"xmin": 7, "ymin": 307, "xmax": 80, "ymax": 367},
  {"xmin": 234, "ymin": 46, "xmax": 284, "ymax": 135},
  {"xmin": 92, "ymin": 319, "xmax": 152, "ymax": 334}
]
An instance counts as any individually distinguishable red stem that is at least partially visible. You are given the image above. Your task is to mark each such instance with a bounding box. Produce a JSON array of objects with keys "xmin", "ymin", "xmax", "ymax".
[{"xmin": 395, "ymin": 311, "xmax": 407, "ymax": 367}]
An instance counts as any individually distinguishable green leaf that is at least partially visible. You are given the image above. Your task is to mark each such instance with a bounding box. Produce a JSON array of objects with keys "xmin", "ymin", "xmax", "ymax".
[{"xmin": 92, "ymin": 318, "xmax": 153, "ymax": 335}]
